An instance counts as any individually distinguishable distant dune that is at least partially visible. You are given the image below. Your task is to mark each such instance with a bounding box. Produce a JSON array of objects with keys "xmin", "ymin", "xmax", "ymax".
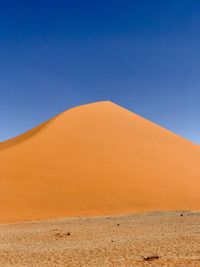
[{"xmin": 0, "ymin": 101, "xmax": 200, "ymax": 222}]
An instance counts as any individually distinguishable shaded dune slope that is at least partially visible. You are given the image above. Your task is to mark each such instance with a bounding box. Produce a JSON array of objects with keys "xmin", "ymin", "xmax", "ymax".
[{"xmin": 0, "ymin": 101, "xmax": 200, "ymax": 222}]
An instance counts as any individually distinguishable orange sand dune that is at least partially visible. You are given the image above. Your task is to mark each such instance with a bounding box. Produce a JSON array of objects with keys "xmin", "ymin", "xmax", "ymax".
[{"xmin": 0, "ymin": 101, "xmax": 200, "ymax": 222}]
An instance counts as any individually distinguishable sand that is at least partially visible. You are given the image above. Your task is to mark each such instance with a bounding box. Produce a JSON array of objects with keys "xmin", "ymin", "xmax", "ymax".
[
  {"xmin": 1, "ymin": 101, "xmax": 200, "ymax": 266},
  {"xmin": 1, "ymin": 212, "xmax": 200, "ymax": 266},
  {"xmin": 1, "ymin": 101, "xmax": 200, "ymax": 222}
]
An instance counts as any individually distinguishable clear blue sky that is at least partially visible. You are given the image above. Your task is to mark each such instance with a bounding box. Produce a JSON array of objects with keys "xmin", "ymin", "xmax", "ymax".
[{"xmin": 0, "ymin": 0, "xmax": 200, "ymax": 144}]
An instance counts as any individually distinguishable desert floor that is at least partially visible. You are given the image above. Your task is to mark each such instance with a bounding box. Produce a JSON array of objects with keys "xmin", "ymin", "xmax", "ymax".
[{"xmin": 1, "ymin": 211, "xmax": 200, "ymax": 266}]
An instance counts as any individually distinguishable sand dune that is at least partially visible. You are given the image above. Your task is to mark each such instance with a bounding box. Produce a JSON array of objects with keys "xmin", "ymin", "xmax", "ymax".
[{"xmin": 0, "ymin": 101, "xmax": 200, "ymax": 222}]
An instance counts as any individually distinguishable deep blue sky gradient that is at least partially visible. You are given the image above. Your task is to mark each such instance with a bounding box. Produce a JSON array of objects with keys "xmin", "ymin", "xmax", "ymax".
[{"xmin": 0, "ymin": 0, "xmax": 200, "ymax": 143}]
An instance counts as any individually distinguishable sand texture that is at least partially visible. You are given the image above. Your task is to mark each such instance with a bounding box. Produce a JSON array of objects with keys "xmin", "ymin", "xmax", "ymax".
[
  {"xmin": 1, "ymin": 212, "xmax": 200, "ymax": 266},
  {"xmin": 1, "ymin": 101, "xmax": 200, "ymax": 222}
]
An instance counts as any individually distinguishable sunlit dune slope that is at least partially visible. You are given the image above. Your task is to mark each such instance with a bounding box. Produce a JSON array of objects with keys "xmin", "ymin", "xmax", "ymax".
[{"xmin": 0, "ymin": 101, "xmax": 200, "ymax": 222}]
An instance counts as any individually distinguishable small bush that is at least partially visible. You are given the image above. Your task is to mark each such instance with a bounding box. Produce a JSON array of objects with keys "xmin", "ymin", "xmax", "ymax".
[
  {"xmin": 54, "ymin": 232, "xmax": 71, "ymax": 239},
  {"xmin": 142, "ymin": 255, "xmax": 160, "ymax": 261}
]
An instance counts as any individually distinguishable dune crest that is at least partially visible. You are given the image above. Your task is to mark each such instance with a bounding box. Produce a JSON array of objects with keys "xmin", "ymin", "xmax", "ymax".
[{"xmin": 1, "ymin": 101, "xmax": 200, "ymax": 222}]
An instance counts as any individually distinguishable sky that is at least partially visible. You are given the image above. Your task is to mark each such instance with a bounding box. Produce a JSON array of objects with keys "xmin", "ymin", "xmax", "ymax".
[{"xmin": 0, "ymin": 0, "xmax": 200, "ymax": 144}]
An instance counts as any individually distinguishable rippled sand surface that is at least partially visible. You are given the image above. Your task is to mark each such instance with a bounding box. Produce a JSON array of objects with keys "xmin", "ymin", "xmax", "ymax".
[{"xmin": 1, "ymin": 211, "xmax": 200, "ymax": 266}]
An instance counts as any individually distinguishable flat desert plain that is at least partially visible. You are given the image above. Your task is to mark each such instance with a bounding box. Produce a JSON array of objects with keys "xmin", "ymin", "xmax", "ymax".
[{"xmin": 1, "ymin": 211, "xmax": 200, "ymax": 266}]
